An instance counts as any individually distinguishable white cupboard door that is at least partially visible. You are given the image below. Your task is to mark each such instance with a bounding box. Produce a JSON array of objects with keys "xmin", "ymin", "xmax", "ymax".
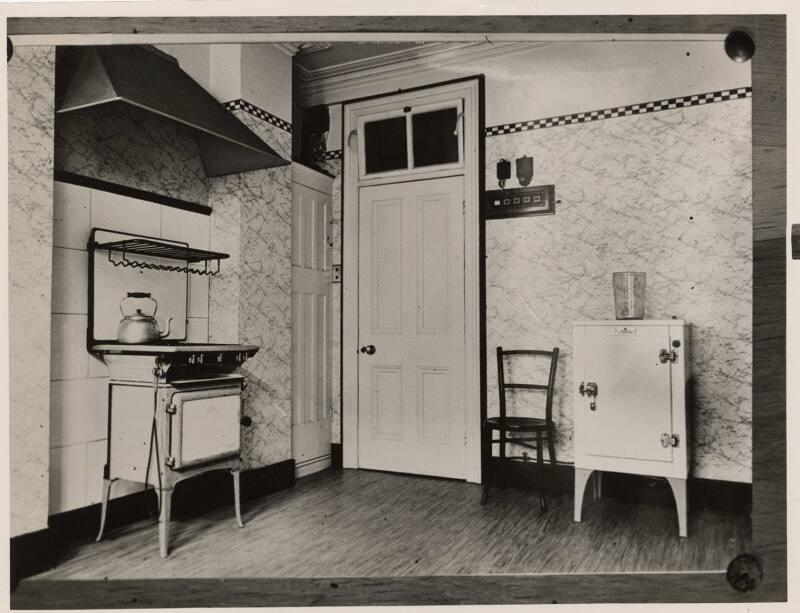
[
  {"xmin": 582, "ymin": 330, "xmax": 673, "ymax": 463},
  {"xmin": 357, "ymin": 176, "xmax": 466, "ymax": 479},
  {"xmin": 291, "ymin": 174, "xmax": 333, "ymax": 476}
]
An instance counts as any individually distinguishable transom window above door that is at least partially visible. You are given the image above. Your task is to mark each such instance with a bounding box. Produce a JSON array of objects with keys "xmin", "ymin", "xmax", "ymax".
[{"xmin": 356, "ymin": 98, "xmax": 464, "ymax": 180}]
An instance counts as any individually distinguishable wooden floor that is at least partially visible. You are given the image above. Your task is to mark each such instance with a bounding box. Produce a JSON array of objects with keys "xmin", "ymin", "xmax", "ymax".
[{"xmin": 26, "ymin": 468, "xmax": 749, "ymax": 581}]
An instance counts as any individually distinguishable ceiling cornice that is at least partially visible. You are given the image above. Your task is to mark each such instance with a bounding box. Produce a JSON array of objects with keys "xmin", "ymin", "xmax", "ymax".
[
  {"xmin": 274, "ymin": 42, "xmax": 301, "ymax": 56},
  {"xmin": 295, "ymin": 41, "xmax": 547, "ymax": 106}
]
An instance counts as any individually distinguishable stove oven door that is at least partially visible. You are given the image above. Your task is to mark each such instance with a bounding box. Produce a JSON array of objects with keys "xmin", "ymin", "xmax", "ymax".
[{"xmin": 168, "ymin": 386, "xmax": 241, "ymax": 469}]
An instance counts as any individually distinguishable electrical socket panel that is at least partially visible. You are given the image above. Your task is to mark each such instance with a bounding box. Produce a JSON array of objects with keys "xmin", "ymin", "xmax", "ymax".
[{"xmin": 483, "ymin": 185, "xmax": 556, "ymax": 220}]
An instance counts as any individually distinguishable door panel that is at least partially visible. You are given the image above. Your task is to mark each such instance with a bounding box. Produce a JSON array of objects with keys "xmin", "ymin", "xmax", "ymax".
[
  {"xmin": 583, "ymin": 331, "xmax": 673, "ymax": 462},
  {"xmin": 417, "ymin": 367, "xmax": 451, "ymax": 442},
  {"xmin": 371, "ymin": 199, "xmax": 404, "ymax": 333},
  {"xmin": 291, "ymin": 176, "xmax": 333, "ymax": 473},
  {"xmin": 357, "ymin": 176, "xmax": 465, "ymax": 479},
  {"xmin": 416, "ymin": 197, "xmax": 449, "ymax": 333},
  {"xmin": 372, "ymin": 366, "xmax": 404, "ymax": 440}
]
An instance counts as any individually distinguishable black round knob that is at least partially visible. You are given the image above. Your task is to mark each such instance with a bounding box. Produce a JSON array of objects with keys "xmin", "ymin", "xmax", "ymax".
[
  {"xmin": 672, "ymin": 340, "xmax": 681, "ymax": 348},
  {"xmin": 725, "ymin": 30, "xmax": 755, "ymax": 63},
  {"xmin": 726, "ymin": 553, "xmax": 763, "ymax": 592},
  {"xmin": 240, "ymin": 416, "xmax": 253, "ymax": 427},
  {"xmin": 360, "ymin": 345, "xmax": 376, "ymax": 355}
]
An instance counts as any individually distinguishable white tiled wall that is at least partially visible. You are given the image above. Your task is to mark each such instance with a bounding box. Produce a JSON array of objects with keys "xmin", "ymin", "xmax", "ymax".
[{"xmin": 49, "ymin": 181, "xmax": 211, "ymax": 514}]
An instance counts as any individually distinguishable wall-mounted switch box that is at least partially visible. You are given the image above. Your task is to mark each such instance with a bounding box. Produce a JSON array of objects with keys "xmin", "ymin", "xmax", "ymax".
[
  {"xmin": 332, "ymin": 264, "xmax": 342, "ymax": 283},
  {"xmin": 483, "ymin": 185, "xmax": 556, "ymax": 220}
]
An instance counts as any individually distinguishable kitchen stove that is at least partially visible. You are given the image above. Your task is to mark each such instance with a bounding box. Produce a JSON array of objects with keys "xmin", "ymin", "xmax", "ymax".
[
  {"xmin": 94, "ymin": 342, "xmax": 260, "ymax": 557},
  {"xmin": 88, "ymin": 228, "xmax": 260, "ymax": 557}
]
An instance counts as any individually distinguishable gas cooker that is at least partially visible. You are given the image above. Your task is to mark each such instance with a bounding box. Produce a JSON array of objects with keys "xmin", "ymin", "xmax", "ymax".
[
  {"xmin": 91, "ymin": 341, "xmax": 259, "ymax": 354},
  {"xmin": 92, "ymin": 342, "xmax": 259, "ymax": 373}
]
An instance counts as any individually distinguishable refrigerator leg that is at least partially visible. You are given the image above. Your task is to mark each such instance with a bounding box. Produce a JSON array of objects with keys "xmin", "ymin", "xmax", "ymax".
[
  {"xmin": 96, "ymin": 477, "xmax": 116, "ymax": 542},
  {"xmin": 666, "ymin": 477, "xmax": 688, "ymax": 537},
  {"xmin": 574, "ymin": 468, "xmax": 593, "ymax": 522}
]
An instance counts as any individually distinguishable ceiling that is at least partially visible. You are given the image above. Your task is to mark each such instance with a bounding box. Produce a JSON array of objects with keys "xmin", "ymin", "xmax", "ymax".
[{"xmin": 292, "ymin": 42, "xmax": 426, "ymax": 73}]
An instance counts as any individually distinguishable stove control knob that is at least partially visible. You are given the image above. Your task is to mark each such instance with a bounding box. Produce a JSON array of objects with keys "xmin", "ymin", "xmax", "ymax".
[
  {"xmin": 198, "ymin": 353, "xmax": 204, "ymax": 364},
  {"xmin": 217, "ymin": 353, "xmax": 223, "ymax": 363},
  {"xmin": 188, "ymin": 354, "xmax": 195, "ymax": 365}
]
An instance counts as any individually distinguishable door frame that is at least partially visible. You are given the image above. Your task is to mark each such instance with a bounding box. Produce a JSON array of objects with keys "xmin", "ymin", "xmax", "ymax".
[{"xmin": 341, "ymin": 76, "xmax": 483, "ymax": 483}]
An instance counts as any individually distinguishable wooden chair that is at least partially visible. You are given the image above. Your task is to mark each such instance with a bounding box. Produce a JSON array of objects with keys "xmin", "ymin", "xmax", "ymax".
[{"xmin": 481, "ymin": 346, "xmax": 560, "ymax": 512}]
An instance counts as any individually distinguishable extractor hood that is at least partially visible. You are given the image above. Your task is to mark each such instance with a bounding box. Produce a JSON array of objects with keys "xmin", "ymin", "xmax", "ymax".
[{"xmin": 55, "ymin": 45, "xmax": 289, "ymax": 177}]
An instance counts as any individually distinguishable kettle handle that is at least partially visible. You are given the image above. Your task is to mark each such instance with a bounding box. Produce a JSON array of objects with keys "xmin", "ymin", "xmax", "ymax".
[{"xmin": 120, "ymin": 292, "xmax": 156, "ymax": 316}]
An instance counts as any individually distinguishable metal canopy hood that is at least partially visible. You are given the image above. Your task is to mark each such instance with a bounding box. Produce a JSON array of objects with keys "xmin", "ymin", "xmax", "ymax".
[{"xmin": 55, "ymin": 45, "xmax": 289, "ymax": 177}]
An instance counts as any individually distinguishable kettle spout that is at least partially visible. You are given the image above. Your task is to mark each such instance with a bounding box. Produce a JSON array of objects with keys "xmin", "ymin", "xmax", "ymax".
[{"xmin": 159, "ymin": 317, "xmax": 174, "ymax": 339}]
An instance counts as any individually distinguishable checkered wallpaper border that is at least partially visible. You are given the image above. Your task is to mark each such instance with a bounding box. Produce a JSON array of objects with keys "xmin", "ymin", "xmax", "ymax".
[
  {"xmin": 224, "ymin": 99, "xmax": 293, "ymax": 133},
  {"xmin": 485, "ymin": 87, "xmax": 752, "ymax": 137},
  {"xmin": 318, "ymin": 150, "xmax": 343, "ymax": 161}
]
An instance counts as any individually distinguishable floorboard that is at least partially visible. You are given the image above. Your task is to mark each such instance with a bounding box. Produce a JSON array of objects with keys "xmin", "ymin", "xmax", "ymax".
[{"xmin": 25, "ymin": 469, "xmax": 749, "ymax": 582}]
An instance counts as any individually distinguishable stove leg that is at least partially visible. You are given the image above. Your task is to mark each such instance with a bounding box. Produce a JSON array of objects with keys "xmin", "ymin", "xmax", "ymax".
[
  {"xmin": 232, "ymin": 469, "xmax": 244, "ymax": 528},
  {"xmin": 96, "ymin": 477, "xmax": 116, "ymax": 542},
  {"xmin": 159, "ymin": 488, "xmax": 173, "ymax": 558}
]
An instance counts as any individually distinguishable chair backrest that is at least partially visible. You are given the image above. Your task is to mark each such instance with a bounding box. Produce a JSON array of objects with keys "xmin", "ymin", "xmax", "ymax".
[{"xmin": 496, "ymin": 346, "xmax": 560, "ymax": 422}]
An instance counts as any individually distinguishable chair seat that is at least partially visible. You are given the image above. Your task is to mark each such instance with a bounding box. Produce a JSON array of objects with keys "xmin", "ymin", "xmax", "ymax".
[{"xmin": 484, "ymin": 416, "xmax": 552, "ymax": 431}]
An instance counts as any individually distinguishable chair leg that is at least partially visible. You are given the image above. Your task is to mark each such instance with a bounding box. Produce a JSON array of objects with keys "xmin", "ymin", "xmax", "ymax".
[
  {"xmin": 536, "ymin": 432, "xmax": 547, "ymax": 513},
  {"xmin": 481, "ymin": 479, "xmax": 490, "ymax": 505},
  {"xmin": 547, "ymin": 428, "xmax": 557, "ymax": 465}
]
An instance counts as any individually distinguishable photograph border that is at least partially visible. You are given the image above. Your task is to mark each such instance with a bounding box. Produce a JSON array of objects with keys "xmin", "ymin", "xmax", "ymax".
[{"xmin": 6, "ymin": 12, "xmax": 786, "ymax": 607}]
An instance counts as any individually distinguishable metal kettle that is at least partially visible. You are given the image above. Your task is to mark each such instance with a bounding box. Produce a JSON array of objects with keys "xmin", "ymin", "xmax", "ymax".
[{"xmin": 117, "ymin": 292, "xmax": 173, "ymax": 344}]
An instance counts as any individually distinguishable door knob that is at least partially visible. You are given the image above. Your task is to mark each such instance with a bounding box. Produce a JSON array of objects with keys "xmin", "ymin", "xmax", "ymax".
[
  {"xmin": 659, "ymin": 349, "xmax": 678, "ymax": 363},
  {"xmin": 360, "ymin": 344, "xmax": 376, "ymax": 355}
]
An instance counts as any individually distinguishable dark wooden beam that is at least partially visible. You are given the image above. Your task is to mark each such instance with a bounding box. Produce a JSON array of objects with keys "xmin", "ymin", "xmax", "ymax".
[
  {"xmin": 748, "ymin": 15, "xmax": 787, "ymax": 602},
  {"xmin": 6, "ymin": 15, "xmax": 768, "ymax": 36},
  {"xmin": 11, "ymin": 574, "xmax": 757, "ymax": 609}
]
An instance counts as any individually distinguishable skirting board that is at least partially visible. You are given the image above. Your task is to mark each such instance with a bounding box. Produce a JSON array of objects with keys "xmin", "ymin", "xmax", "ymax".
[
  {"xmin": 331, "ymin": 443, "xmax": 343, "ymax": 469},
  {"xmin": 487, "ymin": 458, "xmax": 752, "ymax": 515},
  {"xmin": 9, "ymin": 459, "xmax": 295, "ymax": 590},
  {"xmin": 295, "ymin": 454, "xmax": 332, "ymax": 479}
]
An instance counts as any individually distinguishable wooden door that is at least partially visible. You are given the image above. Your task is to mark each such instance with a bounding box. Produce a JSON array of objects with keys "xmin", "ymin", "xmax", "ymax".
[
  {"xmin": 582, "ymin": 327, "xmax": 674, "ymax": 463},
  {"xmin": 291, "ymin": 166, "xmax": 333, "ymax": 478},
  {"xmin": 357, "ymin": 176, "xmax": 466, "ymax": 479}
]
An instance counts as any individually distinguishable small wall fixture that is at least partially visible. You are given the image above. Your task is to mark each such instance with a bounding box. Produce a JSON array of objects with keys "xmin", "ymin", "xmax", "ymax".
[
  {"xmin": 497, "ymin": 158, "xmax": 511, "ymax": 190},
  {"xmin": 516, "ymin": 156, "xmax": 534, "ymax": 186}
]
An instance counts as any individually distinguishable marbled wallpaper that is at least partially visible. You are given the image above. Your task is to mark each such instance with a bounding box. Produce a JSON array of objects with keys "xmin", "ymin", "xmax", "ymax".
[
  {"xmin": 320, "ymin": 94, "xmax": 751, "ymax": 482},
  {"xmin": 210, "ymin": 109, "xmax": 293, "ymax": 468},
  {"xmin": 485, "ymin": 98, "xmax": 752, "ymax": 482},
  {"xmin": 55, "ymin": 103, "xmax": 208, "ymax": 205},
  {"xmin": 8, "ymin": 46, "xmax": 55, "ymax": 536}
]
